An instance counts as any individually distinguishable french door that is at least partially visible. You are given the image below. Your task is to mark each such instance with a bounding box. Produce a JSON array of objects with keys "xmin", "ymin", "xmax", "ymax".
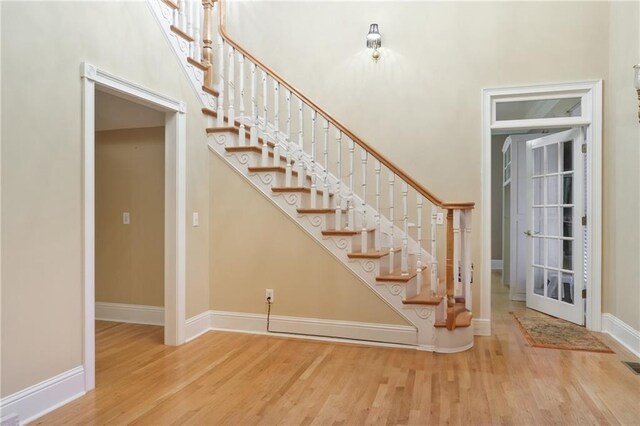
[{"xmin": 525, "ymin": 128, "xmax": 584, "ymax": 325}]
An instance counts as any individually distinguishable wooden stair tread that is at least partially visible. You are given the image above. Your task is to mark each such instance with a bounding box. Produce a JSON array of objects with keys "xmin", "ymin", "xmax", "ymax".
[
  {"xmin": 187, "ymin": 57, "xmax": 208, "ymax": 71},
  {"xmin": 347, "ymin": 248, "xmax": 400, "ymax": 259},
  {"xmin": 297, "ymin": 208, "xmax": 346, "ymax": 214},
  {"xmin": 322, "ymin": 228, "xmax": 375, "ymax": 237},
  {"xmin": 202, "ymin": 85, "xmax": 219, "ymax": 97},
  {"xmin": 170, "ymin": 25, "xmax": 194, "ymax": 42},
  {"xmin": 272, "ymin": 187, "xmax": 334, "ymax": 196},
  {"xmin": 376, "ymin": 268, "xmax": 425, "ymax": 283},
  {"xmin": 224, "ymin": 146, "xmax": 287, "ymax": 162},
  {"xmin": 403, "ymin": 291, "xmax": 443, "ymax": 306},
  {"xmin": 161, "ymin": 0, "xmax": 178, "ymax": 9},
  {"xmin": 206, "ymin": 125, "xmax": 276, "ymax": 147},
  {"xmin": 434, "ymin": 309, "xmax": 472, "ymax": 328}
]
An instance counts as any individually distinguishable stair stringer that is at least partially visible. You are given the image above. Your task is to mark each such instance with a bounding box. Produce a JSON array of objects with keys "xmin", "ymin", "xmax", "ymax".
[{"xmin": 208, "ymin": 131, "xmax": 459, "ymax": 352}]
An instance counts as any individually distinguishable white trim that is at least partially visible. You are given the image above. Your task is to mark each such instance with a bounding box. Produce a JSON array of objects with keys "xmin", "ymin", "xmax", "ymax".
[
  {"xmin": 472, "ymin": 319, "xmax": 491, "ymax": 336},
  {"xmin": 481, "ymin": 80, "xmax": 603, "ymax": 334},
  {"xmin": 0, "ymin": 367, "xmax": 85, "ymax": 425},
  {"xmin": 185, "ymin": 310, "xmax": 418, "ymax": 347},
  {"xmin": 95, "ymin": 302, "xmax": 164, "ymax": 326},
  {"xmin": 601, "ymin": 314, "xmax": 640, "ymax": 359},
  {"xmin": 81, "ymin": 62, "xmax": 187, "ymax": 392},
  {"xmin": 491, "ymin": 260, "xmax": 503, "ymax": 270}
]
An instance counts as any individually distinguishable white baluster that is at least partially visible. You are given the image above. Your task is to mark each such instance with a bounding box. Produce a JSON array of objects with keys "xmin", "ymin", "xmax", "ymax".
[
  {"xmin": 401, "ymin": 182, "xmax": 409, "ymax": 276},
  {"xmin": 309, "ymin": 111, "xmax": 317, "ymax": 208},
  {"xmin": 192, "ymin": 1, "xmax": 201, "ymax": 61},
  {"xmin": 216, "ymin": 37, "xmax": 225, "ymax": 127},
  {"xmin": 347, "ymin": 138, "xmax": 355, "ymax": 230},
  {"xmin": 273, "ymin": 81, "xmax": 280, "ymax": 167},
  {"xmin": 360, "ymin": 150, "xmax": 368, "ymax": 253},
  {"xmin": 388, "ymin": 173, "xmax": 395, "ymax": 273},
  {"xmin": 237, "ymin": 54, "xmax": 246, "ymax": 146},
  {"xmin": 322, "ymin": 119, "xmax": 330, "ymax": 209},
  {"xmin": 186, "ymin": 0, "xmax": 193, "ymax": 47},
  {"xmin": 431, "ymin": 205, "xmax": 438, "ymax": 294},
  {"xmin": 297, "ymin": 99, "xmax": 305, "ymax": 186},
  {"xmin": 335, "ymin": 130, "xmax": 342, "ymax": 230},
  {"xmin": 178, "ymin": 0, "xmax": 186, "ymax": 30},
  {"xmin": 285, "ymin": 90, "xmax": 292, "ymax": 187},
  {"xmin": 462, "ymin": 210, "xmax": 473, "ymax": 311},
  {"xmin": 261, "ymin": 70, "xmax": 269, "ymax": 166},
  {"xmin": 227, "ymin": 46, "xmax": 235, "ymax": 127},
  {"xmin": 250, "ymin": 63, "xmax": 258, "ymax": 146},
  {"xmin": 453, "ymin": 209, "xmax": 461, "ymax": 298},
  {"xmin": 416, "ymin": 195, "xmax": 424, "ymax": 295},
  {"xmin": 374, "ymin": 160, "xmax": 381, "ymax": 252}
]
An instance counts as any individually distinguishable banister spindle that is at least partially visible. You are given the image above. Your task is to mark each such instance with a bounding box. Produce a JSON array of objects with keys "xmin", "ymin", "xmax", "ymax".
[
  {"xmin": 237, "ymin": 54, "xmax": 246, "ymax": 146},
  {"xmin": 201, "ymin": 0, "xmax": 212, "ymax": 86},
  {"xmin": 374, "ymin": 160, "xmax": 381, "ymax": 251},
  {"xmin": 360, "ymin": 150, "xmax": 368, "ymax": 253},
  {"xmin": 446, "ymin": 208, "xmax": 455, "ymax": 330},
  {"xmin": 388, "ymin": 172, "xmax": 396, "ymax": 274},
  {"xmin": 216, "ymin": 37, "xmax": 225, "ymax": 127},
  {"xmin": 297, "ymin": 100, "xmax": 305, "ymax": 186},
  {"xmin": 462, "ymin": 210, "xmax": 473, "ymax": 311},
  {"xmin": 178, "ymin": 0, "xmax": 186, "ymax": 30},
  {"xmin": 285, "ymin": 90, "xmax": 292, "ymax": 187},
  {"xmin": 416, "ymin": 195, "xmax": 424, "ymax": 295},
  {"xmin": 431, "ymin": 205, "xmax": 438, "ymax": 294},
  {"xmin": 322, "ymin": 119, "xmax": 330, "ymax": 209},
  {"xmin": 249, "ymin": 63, "xmax": 258, "ymax": 146},
  {"xmin": 347, "ymin": 138, "xmax": 355, "ymax": 230},
  {"xmin": 261, "ymin": 70, "xmax": 269, "ymax": 166},
  {"xmin": 309, "ymin": 111, "xmax": 318, "ymax": 209},
  {"xmin": 273, "ymin": 81, "xmax": 280, "ymax": 166},
  {"xmin": 453, "ymin": 208, "xmax": 462, "ymax": 299},
  {"xmin": 192, "ymin": 1, "xmax": 201, "ymax": 62},
  {"xmin": 186, "ymin": 0, "xmax": 194, "ymax": 46},
  {"xmin": 401, "ymin": 182, "xmax": 409, "ymax": 276},
  {"xmin": 227, "ymin": 46, "xmax": 235, "ymax": 127},
  {"xmin": 335, "ymin": 130, "xmax": 343, "ymax": 229}
]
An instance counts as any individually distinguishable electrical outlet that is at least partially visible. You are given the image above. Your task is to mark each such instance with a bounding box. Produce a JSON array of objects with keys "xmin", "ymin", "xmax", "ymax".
[
  {"xmin": 265, "ymin": 288, "xmax": 274, "ymax": 303},
  {"xmin": 192, "ymin": 212, "xmax": 199, "ymax": 227},
  {"xmin": 436, "ymin": 212, "xmax": 444, "ymax": 225},
  {"xmin": 123, "ymin": 212, "xmax": 130, "ymax": 225}
]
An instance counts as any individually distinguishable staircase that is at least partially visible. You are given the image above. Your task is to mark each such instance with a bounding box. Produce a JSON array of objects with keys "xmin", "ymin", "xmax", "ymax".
[{"xmin": 150, "ymin": 0, "xmax": 475, "ymax": 352}]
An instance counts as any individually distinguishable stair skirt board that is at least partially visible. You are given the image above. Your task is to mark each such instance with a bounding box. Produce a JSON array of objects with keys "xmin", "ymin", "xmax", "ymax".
[
  {"xmin": 95, "ymin": 302, "xmax": 165, "ymax": 326},
  {"xmin": 186, "ymin": 310, "xmax": 419, "ymax": 347}
]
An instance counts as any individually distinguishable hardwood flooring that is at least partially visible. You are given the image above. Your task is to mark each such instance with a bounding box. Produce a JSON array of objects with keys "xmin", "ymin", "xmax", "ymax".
[{"xmin": 36, "ymin": 273, "xmax": 639, "ymax": 425}]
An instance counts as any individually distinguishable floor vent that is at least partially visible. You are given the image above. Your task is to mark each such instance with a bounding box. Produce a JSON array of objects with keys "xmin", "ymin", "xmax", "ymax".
[{"xmin": 622, "ymin": 361, "xmax": 640, "ymax": 375}]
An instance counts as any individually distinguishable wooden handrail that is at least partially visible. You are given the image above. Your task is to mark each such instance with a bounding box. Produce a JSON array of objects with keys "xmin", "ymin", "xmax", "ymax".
[{"xmin": 216, "ymin": 0, "xmax": 474, "ymax": 210}]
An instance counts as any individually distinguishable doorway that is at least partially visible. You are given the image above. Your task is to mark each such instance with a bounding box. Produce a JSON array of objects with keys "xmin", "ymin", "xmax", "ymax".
[
  {"xmin": 81, "ymin": 63, "xmax": 187, "ymax": 391},
  {"xmin": 481, "ymin": 80, "xmax": 603, "ymax": 333}
]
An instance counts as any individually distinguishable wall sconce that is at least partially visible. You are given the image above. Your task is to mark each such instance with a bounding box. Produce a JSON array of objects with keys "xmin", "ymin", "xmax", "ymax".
[
  {"xmin": 634, "ymin": 64, "xmax": 640, "ymax": 123},
  {"xmin": 366, "ymin": 23, "xmax": 382, "ymax": 61}
]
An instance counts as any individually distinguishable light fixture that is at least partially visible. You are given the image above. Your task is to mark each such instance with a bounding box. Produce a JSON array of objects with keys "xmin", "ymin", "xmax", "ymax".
[
  {"xmin": 366, "ymin": 23, "xmax": 382, "ymax": 61},
  {"xmin": 634, "ymin": 64, "xmax": 640, "ymax": 123}
]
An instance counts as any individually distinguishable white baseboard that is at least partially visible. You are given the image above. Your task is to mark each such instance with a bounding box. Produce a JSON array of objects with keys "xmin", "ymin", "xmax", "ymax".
[
  {"xmin": 491, "ymin": 259, "xmax": 503, "ymax": 270},
  {"xmin": 95, "ymin": 302, "xmax": 164, "ymax": 326},
  {"xmin": 186, "ymin": 310, "xmax": 418, "ymax": 347},
  {"xmin": 601, "ymin": 313, "xmax": 640, "ymax": 359},
  {"xmin": 0, "ymin": 367, "xmax": 85, "ymax": 425},
  {"xmin": 472, "ymin": 318, "xmax": 491, "ymax": 336}
]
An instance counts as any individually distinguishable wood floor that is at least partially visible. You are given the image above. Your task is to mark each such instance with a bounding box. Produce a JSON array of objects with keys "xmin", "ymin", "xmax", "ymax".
[{"xmin": 37, "ymin": 273, "xmax": 639, "ymax": 425}]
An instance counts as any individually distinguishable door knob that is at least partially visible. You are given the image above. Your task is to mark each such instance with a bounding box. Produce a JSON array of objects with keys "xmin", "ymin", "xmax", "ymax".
[{"xmin": 524, "ymin": 230, "xmax": 540, "ymax": 237}]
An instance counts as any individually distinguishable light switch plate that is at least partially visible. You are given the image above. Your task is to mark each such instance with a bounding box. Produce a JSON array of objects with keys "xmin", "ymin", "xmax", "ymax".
[
  {"xmin": 436, "ymin": 212, "xmax": 444, "ymax": 225},
  {"xmin": 192, "ymin": 212, "xmax": 199, "ymax": 227},
  {"xmin": 123, "ymin": 212, "xmax": 130, "ymax": 225}
]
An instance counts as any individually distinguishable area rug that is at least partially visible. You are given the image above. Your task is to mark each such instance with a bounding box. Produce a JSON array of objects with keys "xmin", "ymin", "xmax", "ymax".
[{"xmin": 511, "ymin": 312, "xmax": 614, "ymax": 353}]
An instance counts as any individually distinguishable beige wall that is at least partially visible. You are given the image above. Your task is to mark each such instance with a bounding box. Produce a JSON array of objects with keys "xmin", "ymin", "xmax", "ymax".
[
  {"xmin": 209, "ymin": 154, "xmax": 408, "ymax": 325},
  {"xmin": 95, "ymin": 127, "xmax": 164, "ymax": 307},
  {"xmin": 1, "ymin": 2, "xmax": 210, "ymax": 397},
  {"xmin": 226, "ymin": 1, "xmax": 640, "ymax": 328}
]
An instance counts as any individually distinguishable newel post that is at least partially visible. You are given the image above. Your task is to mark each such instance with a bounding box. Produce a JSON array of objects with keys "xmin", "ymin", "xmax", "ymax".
[{"xmin": 202, "ymin": 0, "xmax": 214, "ymax": 87}]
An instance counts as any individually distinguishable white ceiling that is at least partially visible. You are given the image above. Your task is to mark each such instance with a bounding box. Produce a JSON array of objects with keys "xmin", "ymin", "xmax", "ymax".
[{"xmin": 95, "ymin": 90, "xmax": 165, "ymax": 131}]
